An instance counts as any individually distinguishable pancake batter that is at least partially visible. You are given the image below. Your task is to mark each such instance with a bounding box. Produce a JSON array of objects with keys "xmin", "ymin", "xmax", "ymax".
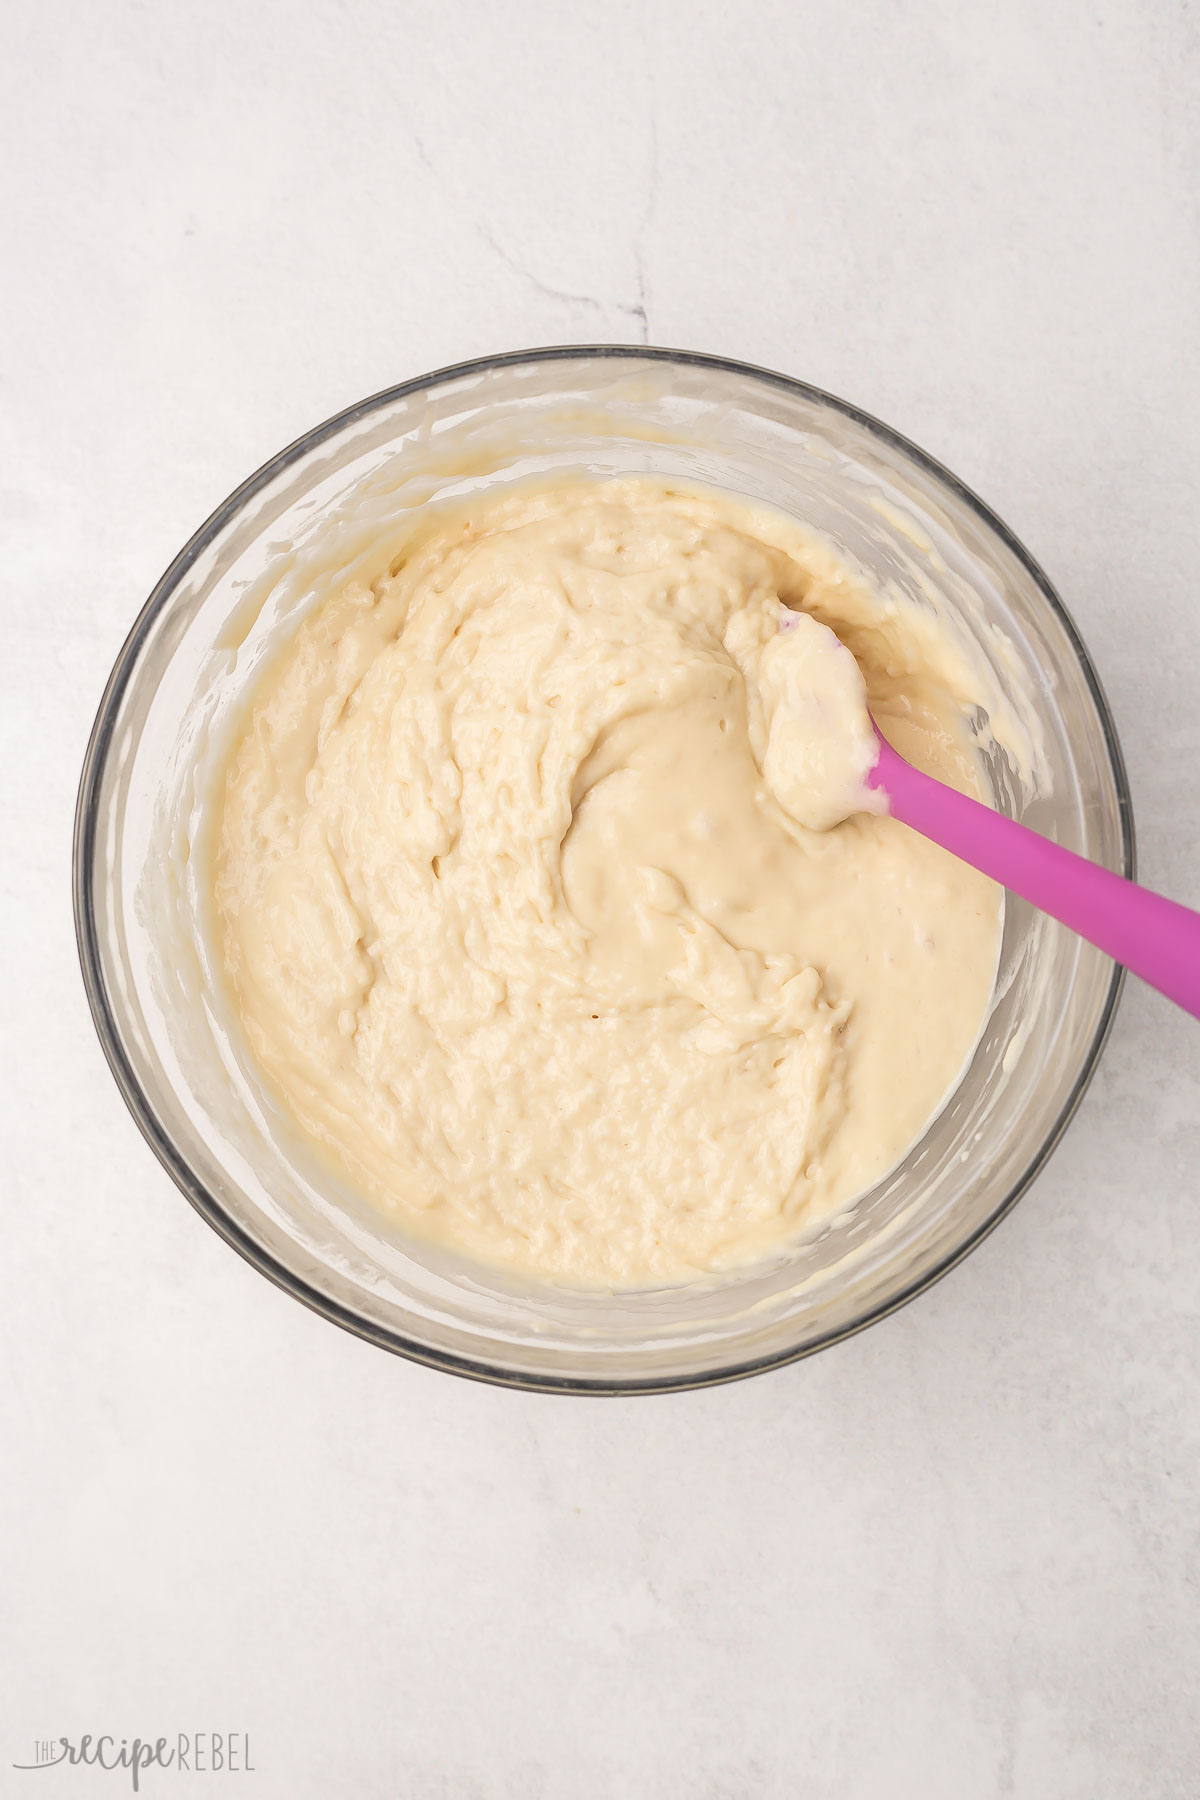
[{"xmin": 214, "ymin": 479, "xmax": 1000, "ymax": 1286}]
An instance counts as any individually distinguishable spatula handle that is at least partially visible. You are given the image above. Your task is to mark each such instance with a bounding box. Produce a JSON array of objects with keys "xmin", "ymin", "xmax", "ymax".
[{"xmin": 870, "ymin": 738, "xmax": 1200, "ymax": 1020}]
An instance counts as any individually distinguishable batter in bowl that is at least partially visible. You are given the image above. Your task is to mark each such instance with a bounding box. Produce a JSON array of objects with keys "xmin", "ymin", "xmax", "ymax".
[{"xmin": 214, "ymin": 478, "xmax": 1001, "ymax": 1286}]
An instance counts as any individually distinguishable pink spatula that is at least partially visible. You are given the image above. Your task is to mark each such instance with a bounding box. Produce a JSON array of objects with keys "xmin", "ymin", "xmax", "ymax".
[{"xmin": 868, "ymin": 735, "xmax": 1200, "ymax": 1020}]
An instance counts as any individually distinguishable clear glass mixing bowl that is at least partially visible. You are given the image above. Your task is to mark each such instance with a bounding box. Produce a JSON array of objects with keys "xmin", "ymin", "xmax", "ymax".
[{"xmin": 74, "ymin": 348, "xmax": 1132, "ymax": 1392}]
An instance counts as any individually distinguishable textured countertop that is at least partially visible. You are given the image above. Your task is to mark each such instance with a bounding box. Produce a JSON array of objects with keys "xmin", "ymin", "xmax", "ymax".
[{"xmin": 3, "ymin": 2, "xmax": 1198, "ymax": 1795}]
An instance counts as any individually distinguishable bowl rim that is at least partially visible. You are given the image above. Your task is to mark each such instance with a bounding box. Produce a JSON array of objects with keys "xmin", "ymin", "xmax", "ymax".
[{"xmin": 72, "ymin": 343, "xmax": 1134, "ymax": 1395}]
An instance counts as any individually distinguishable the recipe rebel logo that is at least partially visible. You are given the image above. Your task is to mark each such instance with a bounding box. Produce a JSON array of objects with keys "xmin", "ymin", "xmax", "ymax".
[{"xmin": 12, "ymin": 1734, "xmax": 255, "ymax": 1790}]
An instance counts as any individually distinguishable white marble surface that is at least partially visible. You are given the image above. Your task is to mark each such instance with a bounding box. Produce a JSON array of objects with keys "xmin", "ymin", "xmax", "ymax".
[{"xmin": 3, "ymin": 1, "xmax": 1199, "ymax": 1794}]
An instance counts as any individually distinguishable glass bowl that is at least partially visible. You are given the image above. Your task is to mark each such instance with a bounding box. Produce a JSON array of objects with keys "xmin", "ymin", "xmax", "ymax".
[{"xmin": 73, "ymin": 347, "xmax": 1132, "ymax": 1393}]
